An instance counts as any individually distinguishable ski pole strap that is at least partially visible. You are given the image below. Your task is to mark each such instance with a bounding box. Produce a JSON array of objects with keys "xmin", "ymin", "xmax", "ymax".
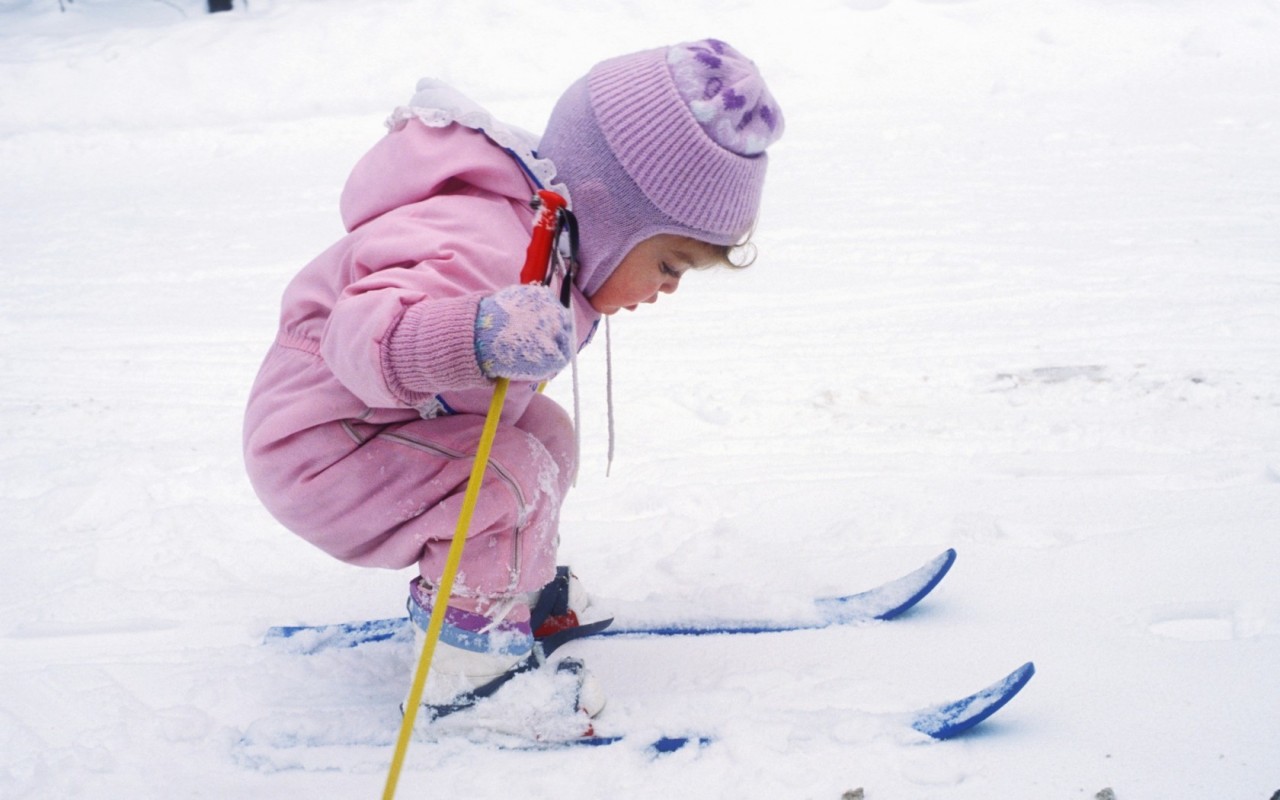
[{"xmin": 555, "ymin": 204, "xmax": 579, "ymax": 308}]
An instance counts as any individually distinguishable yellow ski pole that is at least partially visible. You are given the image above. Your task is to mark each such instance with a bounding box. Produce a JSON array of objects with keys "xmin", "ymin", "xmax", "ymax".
[
  {"xmin": 382, "ymin": 189, "xmax": 568, "ymax": 799},
  {"xmin": 382, "ymin": 376, "xmax": 508, "ymax": 800}
]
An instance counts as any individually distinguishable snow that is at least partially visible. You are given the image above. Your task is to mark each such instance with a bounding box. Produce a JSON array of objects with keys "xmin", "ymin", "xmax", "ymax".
[{"xmin": 2, "ymin": 0, "xmax": 1278, "ymax": 797}]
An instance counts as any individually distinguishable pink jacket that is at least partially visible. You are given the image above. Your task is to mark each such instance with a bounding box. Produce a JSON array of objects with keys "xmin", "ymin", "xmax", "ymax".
[
  {"xmin": 242, "ymin": 96, "xmax": 598, "ymax": 594},
  {"xmin": 245, "ymin": 116, "xmax": 600, "ymax": 455}
]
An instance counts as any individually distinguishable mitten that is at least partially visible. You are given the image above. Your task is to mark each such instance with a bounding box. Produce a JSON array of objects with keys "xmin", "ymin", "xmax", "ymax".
[{"xmin": 474, "ymin": 285, "xmax": 573, "ymax": 382}]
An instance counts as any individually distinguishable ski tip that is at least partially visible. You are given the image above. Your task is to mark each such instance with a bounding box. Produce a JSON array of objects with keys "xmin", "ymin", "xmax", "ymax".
[
  {"xmin": 871, "ymin": 548, "xmax": 958, "ymax": 621},
  {"xmin": 911, "ymin": 660, "xmax": 1036, "ymax": 740},
  {"xmin": 937, "ymin": 547, "xmax": 959, "ymax": 575}
]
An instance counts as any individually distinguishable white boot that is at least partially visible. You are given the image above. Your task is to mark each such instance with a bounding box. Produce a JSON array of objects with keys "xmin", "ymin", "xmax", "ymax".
[{"xmin": 407, "ymin": 579, "xmax": 606, "ymax": 739}]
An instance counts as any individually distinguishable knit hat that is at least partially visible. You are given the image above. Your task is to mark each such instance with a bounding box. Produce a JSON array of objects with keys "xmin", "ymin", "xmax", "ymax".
[{"xmin": 539, "ymin": 39, "xmax": 785, "ymax": 298}]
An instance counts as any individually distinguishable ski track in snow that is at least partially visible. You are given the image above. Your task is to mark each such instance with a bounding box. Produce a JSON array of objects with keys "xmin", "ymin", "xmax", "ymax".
[{"xmin": 2, "ymin": 1, "xmax": 1279, "ymax": 798}]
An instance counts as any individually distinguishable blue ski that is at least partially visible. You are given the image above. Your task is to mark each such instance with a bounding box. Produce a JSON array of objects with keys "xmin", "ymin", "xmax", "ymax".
[
  {"xmin": 235, "ymin": 663, "xmax": 1033, "ymax": 770},
  {"xmin": 264, "ymin": 549, "xmax": 957, "ymax": 654}
]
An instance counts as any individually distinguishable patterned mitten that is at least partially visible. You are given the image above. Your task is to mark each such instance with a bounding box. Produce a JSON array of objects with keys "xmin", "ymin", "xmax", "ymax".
[{"xmin": 474, "ymin": 285, "xmax": 573, "ymax": 382}]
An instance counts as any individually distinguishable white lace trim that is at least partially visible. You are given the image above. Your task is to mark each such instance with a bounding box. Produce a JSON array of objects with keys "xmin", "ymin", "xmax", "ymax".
[{"xmin": 386, "ymin": 78, "xmax": 568, "ymax": 199}]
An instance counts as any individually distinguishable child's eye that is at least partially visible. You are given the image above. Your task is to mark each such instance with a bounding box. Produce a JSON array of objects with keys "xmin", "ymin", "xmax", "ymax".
[{"xmin": 660, "ymin": 262, "xmax": 680, "ymax": 278}]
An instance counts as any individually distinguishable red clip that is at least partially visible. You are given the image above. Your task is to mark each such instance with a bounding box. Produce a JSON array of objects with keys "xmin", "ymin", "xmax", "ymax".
[{"xmin": 519, "ymin": 190, "xmax": 569, "ymax": 286}]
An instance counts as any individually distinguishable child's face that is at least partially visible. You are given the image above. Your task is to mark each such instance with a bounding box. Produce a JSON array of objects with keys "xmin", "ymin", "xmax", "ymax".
[{"xmin": 588, "ymin": 234, "xmax": 722, "ymax": 315}]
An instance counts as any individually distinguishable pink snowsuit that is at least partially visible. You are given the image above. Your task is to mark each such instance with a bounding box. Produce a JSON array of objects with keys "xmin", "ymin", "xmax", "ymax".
[{"xmin": 243, "ymin": 110, "xmax": 600, "ymax": 601}]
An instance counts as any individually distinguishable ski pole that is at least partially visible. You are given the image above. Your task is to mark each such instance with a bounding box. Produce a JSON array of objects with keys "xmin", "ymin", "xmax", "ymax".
[{"xmin": 382, "ymin": 190, "xmax": 569, "ymax": 800}]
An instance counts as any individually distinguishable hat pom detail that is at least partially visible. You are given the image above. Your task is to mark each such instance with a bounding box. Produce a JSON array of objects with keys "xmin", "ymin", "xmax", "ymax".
[{"xmin": 667, "ymin": 39, "xmax": 785, "ymax": 157}]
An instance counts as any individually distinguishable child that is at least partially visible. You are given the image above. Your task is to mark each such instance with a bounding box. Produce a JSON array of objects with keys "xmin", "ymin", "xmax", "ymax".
[{"xmin": 243, "ymin": 38, "xmax": 784, "ymax": 733}]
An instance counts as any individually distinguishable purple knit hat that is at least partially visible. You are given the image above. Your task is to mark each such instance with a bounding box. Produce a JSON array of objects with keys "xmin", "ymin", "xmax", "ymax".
[{"xmin": 539, "ymin": 39, "xmax": 785, "ymax": 297}]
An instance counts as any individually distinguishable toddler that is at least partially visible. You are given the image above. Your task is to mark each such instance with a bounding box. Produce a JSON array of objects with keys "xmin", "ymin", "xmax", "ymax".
[{"xmin": 243, "ymin": 38, "xmax": 784, "ymax": 734}]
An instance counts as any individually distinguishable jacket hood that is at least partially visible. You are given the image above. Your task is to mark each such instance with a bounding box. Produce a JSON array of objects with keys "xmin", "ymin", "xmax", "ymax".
[{"xmin": 340, "ymin": 80, "xmax": 565, "ymax": 233}]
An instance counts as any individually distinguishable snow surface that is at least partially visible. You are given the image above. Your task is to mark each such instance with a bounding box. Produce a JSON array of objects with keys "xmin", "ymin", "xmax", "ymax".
[{"xmin": 2, "ymin": 0, "xmax": 1279, "ymax": 797}]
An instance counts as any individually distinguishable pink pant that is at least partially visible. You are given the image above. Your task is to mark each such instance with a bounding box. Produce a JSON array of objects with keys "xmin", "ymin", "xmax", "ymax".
[{"xmin": 248, "ymin": 392, "xmax": 576, "ymax": 600}]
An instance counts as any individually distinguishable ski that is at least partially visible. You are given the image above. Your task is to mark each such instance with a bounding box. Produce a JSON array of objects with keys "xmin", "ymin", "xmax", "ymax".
[
  {"xmin": 264, "ymin": 548, "xmax": 957, "ymax": 654},
  {"xmin": 234, "ymin": 662, "xmax": 1034, "ymax": 769}
]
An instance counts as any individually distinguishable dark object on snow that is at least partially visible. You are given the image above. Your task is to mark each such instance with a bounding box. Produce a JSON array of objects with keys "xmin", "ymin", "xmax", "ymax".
[{"xmin": 208, "ymin": 0, "xmax": 233, "ymax": 12}]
